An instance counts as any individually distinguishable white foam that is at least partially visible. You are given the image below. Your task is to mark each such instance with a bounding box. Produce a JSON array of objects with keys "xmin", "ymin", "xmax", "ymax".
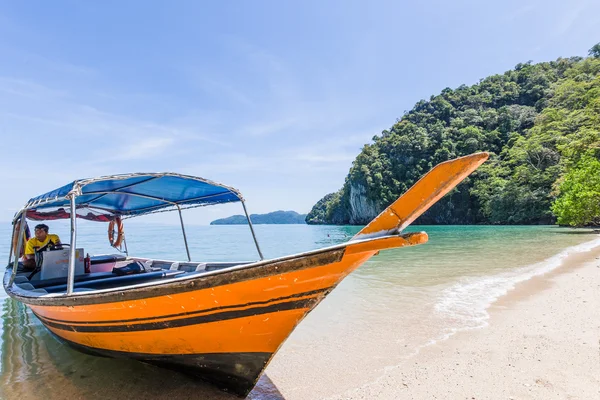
[
  {"xmin": 435, "ymin": 236, "xmax": 600, "ymax": 333},
  {"xmin": 327, "ymin": 236, "xmax": 600, "ymax": 400}
]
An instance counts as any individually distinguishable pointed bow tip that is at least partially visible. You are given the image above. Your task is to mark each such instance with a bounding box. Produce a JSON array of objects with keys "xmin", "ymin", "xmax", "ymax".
[{"xmin": 441, "ymin": 151, "xmax": 489, "ymax": 166}]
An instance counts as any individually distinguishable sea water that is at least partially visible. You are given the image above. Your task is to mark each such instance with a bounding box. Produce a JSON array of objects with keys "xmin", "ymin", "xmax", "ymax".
[{"xmin": 0, "ymin": 223, "xmax": 597, "ymax": 399}]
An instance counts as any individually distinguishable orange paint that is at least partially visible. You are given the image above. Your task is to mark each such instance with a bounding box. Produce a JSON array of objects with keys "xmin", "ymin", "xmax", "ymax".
[
  {"xmin": 29, "ymin": 251, "xmax": 376, "ymax": 356},
  {"xmin": 44, "ymin": 309, "xmax": 308, "ymax": 354}
]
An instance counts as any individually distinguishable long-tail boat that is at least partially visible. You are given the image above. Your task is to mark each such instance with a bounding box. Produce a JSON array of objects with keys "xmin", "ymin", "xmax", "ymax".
[{"xmin": 3, "ymin": 152, "xmax": 488, "ymax": 397}]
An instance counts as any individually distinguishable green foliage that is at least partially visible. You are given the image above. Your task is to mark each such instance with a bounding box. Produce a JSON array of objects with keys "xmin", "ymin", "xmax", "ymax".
[
  {"xmin": 305, "ymin": 191, "xmax": 348, "ymax": 224},
  {"xmin": 309, "ymin": 51, "xmax": 600, "ymax": 225},
  {"xmin": 551, "ymin": 156, "xmax": 600, "ymax": 226},
  {"xmin": 474, "ymin": 56, "xmax": 600, "ymax": 224},
  {"xmin": 589, "ymin": 43, "xmax": 600, "ymax": 58},
  {"xmin": 305, "ymin": 193, "xmax": 334, "ymax": 224}
]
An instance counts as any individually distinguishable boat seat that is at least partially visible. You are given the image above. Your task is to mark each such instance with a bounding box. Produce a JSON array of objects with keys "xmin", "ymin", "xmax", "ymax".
[
  {"xmin": 195, "ymin": 263, "xmax": 207, "ymax": 272},
  {"xmin": 32, "ymin": 272, "xmax": 116, "ymax": 289},
  {"xmin": 12, "ymin": 281, "xmax": 48, "ymax": 294},
  {"xmin": 17, "ymin": 283, "xmax": 35, "ymax": 291},
  {"xmin": 43, "ymin": 270, "xmax": 186, "ymax": 293},
  {"xmin": 150, "ymin": 261, "xmax": 174, "ymax": 270},
  {"xmin": 173, "ymin": 262, "xmax": 207, "ymax": 272},
  {"xmin": 90, "ymin": 254, "xmax": 128, "ymax": 265},
  {"xmin": 14, "ymin": 276, "xmax": 29, "ymax": 284}
]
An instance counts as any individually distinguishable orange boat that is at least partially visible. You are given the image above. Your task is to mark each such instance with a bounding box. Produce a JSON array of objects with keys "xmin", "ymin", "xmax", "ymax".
[{"xmin": 3, "ymin": 153, "xmax": 488, "ymax": 397}]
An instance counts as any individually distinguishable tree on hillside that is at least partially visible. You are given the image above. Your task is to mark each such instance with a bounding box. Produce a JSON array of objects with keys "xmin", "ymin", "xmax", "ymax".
[
  {"xmin": 551, "ymin": 156, "xmax": 600, "ymax": 226},
  {"xmin": 307, "ymin": 53, "xmax": 600, "ymax": 225},
  {"xmin": 589, "ymin": 43, "xmax": 600, "ymax": 58}
]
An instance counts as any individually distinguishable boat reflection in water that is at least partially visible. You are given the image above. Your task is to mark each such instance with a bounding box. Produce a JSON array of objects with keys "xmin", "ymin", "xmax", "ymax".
[{"xmin": 0, "ymin": 298, "xmax": 284, "ymax": 400}]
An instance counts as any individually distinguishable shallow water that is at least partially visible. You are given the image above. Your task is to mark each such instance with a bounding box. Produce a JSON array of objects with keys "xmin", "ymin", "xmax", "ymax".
[{"xmin": 0, "ymin": 223, "xmax": 597, "ymax": 399}]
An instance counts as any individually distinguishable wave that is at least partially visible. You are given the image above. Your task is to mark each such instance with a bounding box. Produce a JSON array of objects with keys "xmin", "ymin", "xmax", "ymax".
[{"xmin": 434, "ymin": 236, "xmax": 600, "ymax": 333}]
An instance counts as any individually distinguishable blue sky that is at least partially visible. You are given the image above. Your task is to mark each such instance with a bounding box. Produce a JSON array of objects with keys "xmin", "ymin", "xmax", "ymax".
[{"xmin": 0, "ymin": 0, "xmax": 598, "ymax": 225}]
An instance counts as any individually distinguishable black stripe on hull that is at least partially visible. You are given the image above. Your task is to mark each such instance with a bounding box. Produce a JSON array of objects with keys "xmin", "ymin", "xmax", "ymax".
[
  {"xmin": 37, "ymin": 286, "xmax": 331, "ymax": 326},
  {"xmin": 34, "ymin": 295, "xmax": 321, "ymax": 333},
  {"xmin": 57, "ymin": 335, "xmax": 270, "ymax": 397}
]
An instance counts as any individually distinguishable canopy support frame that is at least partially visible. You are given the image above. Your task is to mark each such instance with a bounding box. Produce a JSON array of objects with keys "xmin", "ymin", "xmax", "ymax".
[
  {"xmin": 177, "ymin": 205, "xmax": 191, "ymax": 262},
  {"xmin": 7, "ymin": 220, "xmax": 16, "ymax": 267},
  {"xmin": 8, "ymin": 215, "xmax": 26, "ymax": 287},
  {"xmin": 242, "ymin": 200, "xmax": 264, "ymax": 260},
  {"xmin": 66, "ymin": 195, "xmax": 78, "ymax": 295}
]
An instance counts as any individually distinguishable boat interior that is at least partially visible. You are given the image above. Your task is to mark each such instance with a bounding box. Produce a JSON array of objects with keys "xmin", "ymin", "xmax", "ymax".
[
  {"xmin": 6, "ymin": 172, "xmax": 270, "ymax": 298},
  {"xmin": 11, "ymin": 250, "xmax": 253, "ymax": 295}
]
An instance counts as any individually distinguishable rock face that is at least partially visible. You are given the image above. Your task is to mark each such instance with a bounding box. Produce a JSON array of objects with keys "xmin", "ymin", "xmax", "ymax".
[{"xmin": 348, "ymin": 183, "xmax": 380, "ymax": 224}]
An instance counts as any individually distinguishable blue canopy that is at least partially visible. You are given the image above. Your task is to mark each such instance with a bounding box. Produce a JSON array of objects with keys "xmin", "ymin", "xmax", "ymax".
[{"xmin": 21, "ymin": 173, "xmax": 243, "ymax": 221}]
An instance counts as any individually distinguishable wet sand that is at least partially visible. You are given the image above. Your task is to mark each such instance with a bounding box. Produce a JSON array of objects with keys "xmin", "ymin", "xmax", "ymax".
[{"xmin": 315, "ymin": 245, "xmax": 600, "ymax": 399}]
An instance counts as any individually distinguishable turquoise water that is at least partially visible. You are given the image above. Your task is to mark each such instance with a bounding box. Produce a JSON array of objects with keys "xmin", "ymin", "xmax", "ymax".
[{"xmin": 0, "ymin": 223, "xmax": 598, "ymax": 399}]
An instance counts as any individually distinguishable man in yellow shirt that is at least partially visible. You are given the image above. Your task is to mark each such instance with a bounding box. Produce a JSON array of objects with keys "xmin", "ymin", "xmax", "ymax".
[{"xmin": 22, "ymin": 224, "xmax": 62, "ymax": 271}]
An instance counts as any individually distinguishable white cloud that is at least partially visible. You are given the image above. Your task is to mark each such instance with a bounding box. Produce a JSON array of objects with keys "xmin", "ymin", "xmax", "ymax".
[
  {"xmin": 293, "ymin": 153, "xmax": 356, "ymax": 163},
  {"xmin": 111, "ymin": 137, "xmax": 175, "ymax": 161},
  {"xmin": 556, "ymin": 6, "xmax": 584, "ymax": 35},
  {"xmin": 0, "ymin": 76, "xmax": 68, "ymax": 99},
  {"xmin": 507, "ymin": 2, "xmax": 537, "ymax": 21},
  {"xmin": 555, "ymin": 0, "xmax": 595, "ymax": 35},
  {"xmin": 243, "ymin": 117, "xmax": 299, "ymax": 137}
]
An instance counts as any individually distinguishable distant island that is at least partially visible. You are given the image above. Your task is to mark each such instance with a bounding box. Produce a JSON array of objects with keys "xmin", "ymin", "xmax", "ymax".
[{"xmin": 211, "ymin": 210, "xmax": 307, "ymax": 225}]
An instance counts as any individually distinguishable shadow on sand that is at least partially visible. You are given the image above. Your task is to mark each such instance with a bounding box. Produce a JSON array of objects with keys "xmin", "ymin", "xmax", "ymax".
[{"xmin": 0, "ymin": 298, "xmax": 285, "ymax": 400}]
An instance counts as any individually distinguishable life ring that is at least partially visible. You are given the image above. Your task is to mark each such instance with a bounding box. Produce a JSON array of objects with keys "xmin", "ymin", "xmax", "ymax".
[
  {"xmin": 108, "ymin": 217, "xmax": 124, "ymax": 248},
  {"xmin": 12, "ymin": 219, "xmax": 30, "ymax": 257}
]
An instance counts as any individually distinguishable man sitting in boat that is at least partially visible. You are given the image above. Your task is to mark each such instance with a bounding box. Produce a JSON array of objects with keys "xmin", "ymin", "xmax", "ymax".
[{"xmin": 22, "ymin": 224, "xmax": 62, "ymax": 271}]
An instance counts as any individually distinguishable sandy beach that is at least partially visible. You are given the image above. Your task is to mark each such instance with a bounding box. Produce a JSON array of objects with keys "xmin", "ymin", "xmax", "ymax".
[{"xmin": 310, "ymin": 244, "xmax": 600, "ymax": 400}]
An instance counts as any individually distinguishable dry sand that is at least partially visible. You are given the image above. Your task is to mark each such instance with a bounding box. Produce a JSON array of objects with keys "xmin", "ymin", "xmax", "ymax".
[{"xmin": 309, "ymin": 245, "xmax": 600, "ymax": 400}]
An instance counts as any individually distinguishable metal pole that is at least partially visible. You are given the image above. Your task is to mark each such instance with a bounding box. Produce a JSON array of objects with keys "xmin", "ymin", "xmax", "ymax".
[
  {"xmin": 8, "ymin": 215, "xmax": 26, "ymax": 287},
  {"xmin": 177, "ymin": 205, "xmax": 191, "ymax": 262},
  {"xmin": 66, "ymin": 195, "xmax": 77, "ymax": 295},
  {"xmin": 122, "ymin": 236, "xmax": 129, "ymax": 256},
  {"xmin": 242, "ymin": 200, "xmax": 264, "ymax": 260},
  {"xmin": 7, "ymin": 220, "xmax": 16, "ymax": 266}
]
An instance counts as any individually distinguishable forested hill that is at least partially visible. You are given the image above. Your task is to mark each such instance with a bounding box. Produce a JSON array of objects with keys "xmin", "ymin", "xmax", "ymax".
[
  {"xmin": 307, "ymin": 44, "xmax": 600, "ymax": 227},
  {"xmin": 211, "ymin": 211, "xmax": 307, "ymax": 225}
]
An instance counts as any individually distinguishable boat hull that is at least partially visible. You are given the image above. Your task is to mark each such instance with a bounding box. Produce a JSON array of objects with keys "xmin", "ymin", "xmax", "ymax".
[
  {"xmin": 5, "ymin": 233, "xmax": 426, "ymax": 396},
  {"xmin": 57, "ymin": 336, "xmax": 274, "ymax": 396}
]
